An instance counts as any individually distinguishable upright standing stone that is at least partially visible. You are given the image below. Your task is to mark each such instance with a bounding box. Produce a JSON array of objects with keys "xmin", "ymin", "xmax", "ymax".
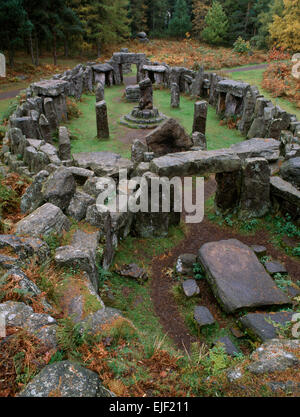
[
  {"xmin": 43, "ymin": 97, "xmax": 58, "ymax": 132},
  {"xmin": 139, "ymin": 78, "xmax": 153, "ymax": 110},
  {"xmin": 192, "ymin": 132, "xmax": 207, "ymax": 150},
  {"xmin": 95, "ymin": 82, "xmax": 105, "ymax": 102},
  {"xmin": 171, "ymin": 83, "xmax": 180, "ymax": 108},
  {"xmin": 0, "ymin": 53, "xmax": 5, "ymax": 77},
  {"xmin": 58, "ymin": 126, "xmax": 71, "ymax": 161},
  {"xmin": 96, "ymin": 100, "xmax": 109, "ymax": 139},
  {"xmin": 39, "ymin": 114, "xmax": 53, "ymax": 144},
  {"xmin": 239, "ymin": 158, "xmax": 270, "ymax": 218},
  {"xmin": 192, "ymin": 100, "xmax": 208, "ymax": 134}
]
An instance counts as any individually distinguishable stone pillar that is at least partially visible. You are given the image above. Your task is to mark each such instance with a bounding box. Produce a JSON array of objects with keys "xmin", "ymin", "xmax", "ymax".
[
  {"xmin": 43, "ymin": 97, "xmax": 58, "ymax": 132},
  {"xmin": 58, "ymin": 126, "xmax": 71, "ymax": 161},
  {"xmin": 139, "ymin": 78, "xmax": 153, "ymax": 110},
  {"xmin": 192, "ymin": 132, "xmax": 207, "ymax": 150},
  {"xmin": 192, "ymin": 100, "xmax": 208, "ymax": 134},
  {"xmin": 191, "ymin": 67, "xmax": 204, "ymax": 97},
  {"xmin": 239, "ymin": 158, "xmax": 270, "ymax": 218},
  {"xmin": 96, "ymin": 100, "xmax": 109, "ymax": 139},
  {"xmin": 215, "ymin": 171, "xmax": 241, "ymax": 215},
  {"xmin": 0, "ymin": 53, "xmax": 6, "ymax": 78},
  {"xmin": 39, "ymin": 114, "xmax": 53, "ymax": 144},
  {"xmin": 95, "ymin": 82, "xmax": 104, "ymax": 102},
  {"xmin": 171, "ymin": 83, "xmax": 180, "ymax": 108}
]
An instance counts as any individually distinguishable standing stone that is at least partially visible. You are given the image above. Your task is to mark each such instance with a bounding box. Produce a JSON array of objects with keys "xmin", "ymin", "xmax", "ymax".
[
  {"xmin": 139, "ymin": 78, "xmax": 153, "ymax": 110},
  {"xmin": 192, "ymin": 100, "xmax": 208, "ymax": 135},
  {"xmin": 192, "ymin": 132, "xmax": 207, "ymax": 150},
  {"xmin": 43, "ymin": 97, "xmax": 58, "ymax": 132},
  {"xmin": 0, "ymin": 53, "xmax": 6, "ymax": 77},
  {"xmin": 58, "ymin": 126, "xmax": 71, "ymax": 161},
  {"xmin": 96, "ymin": 100, "xmax": 109, "ymax": 139},
  {"xmin": 191, "ymin": 67, "xmax": 204, "ymax": 97},
  {"xmin": 171, "ymin": 83, "xmax": 180, "ymax": 108},
  {"xmin": 39, "ymin": 114, "xmax": 53, "ymax": 144},
  {"xmin": 215, "ymin": 171, "xmax": 241, "ymax": 214},
  {"xmin": 95, "ymin": 82, "xmax": 105, "ymax": 102},
  {"xmin": 239, "ymin": 158, "xmax": 270, "ymax": 218}
]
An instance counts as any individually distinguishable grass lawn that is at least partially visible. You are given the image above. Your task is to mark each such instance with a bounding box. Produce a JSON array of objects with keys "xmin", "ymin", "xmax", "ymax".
[
  {"xmin": 67, "ymin": 84, "xmax": 243, "ymax": 158},
  {"xmin": 225, "ymin": 67, "xmax": 300, "ymax": 120}
]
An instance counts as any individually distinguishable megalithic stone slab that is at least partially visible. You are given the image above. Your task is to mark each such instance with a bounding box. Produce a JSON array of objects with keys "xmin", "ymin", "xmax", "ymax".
[
  {"xmin": 96, "ymin": 100, "xmax": 109, "ymax": 139},
  {"xmin": 192, "ymin": 100, "xmax": 208, "ymax": 135},
  {"xmin": 58, "ymin": 126, "xmax": 71, "ymax": 161},
  {"xmin": 171, "ymin": 83, "xmax": 180, "ymax": 108},
  {"xmin": 95, "ymin": 82, "xmax": 105, "ymax": 102},
  {"xmin": 197, "ymin": 239, "xmax": 291, "ymax": 313}
]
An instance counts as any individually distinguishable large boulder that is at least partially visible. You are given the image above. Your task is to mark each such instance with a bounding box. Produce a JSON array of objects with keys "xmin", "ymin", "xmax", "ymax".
[
  {"xmin": 21, "ymin": 170, "xmax": 49, "ymax": 214},
  {"xmin": 43, "ymin": 167, "xmax": 76, "ymax": 210},
  {"xmin": 0, "ymin": 234, "xmax": 49, "ymax": 264},
  {"xmin": 16, "ymin": 203, "xmax": 70, "ymax": 237},
  {"xmin": 280, "ymin": 157, "xmax": 300, "ymax": 189},
  {"xmin": 270, "ymin": 176, "xmax": 300, "ymax": 220},
  {"xmin": 18, "ymin": 361, "xmax": 113, "ymax": 397},
  {"xmin": 67, "ymin": 191, "xmax": 95, "ymax": 221},
  {"xmin": 73, "ymin": 152, "xmax": 133, "ymax": 177},
  {"xmin": 197, "ymin": 239, "xmax": 290, "ymax": 313},
  {"xmin": 145, "ymin": 118, "xmax": 193, "ymax": 157}
]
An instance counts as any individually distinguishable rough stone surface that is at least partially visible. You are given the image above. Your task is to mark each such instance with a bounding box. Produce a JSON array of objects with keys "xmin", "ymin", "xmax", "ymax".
[
  {"xmin": 192, "ymin": 132, "xmax": 207, "ymax": 150},
  {"xmin": 248, "ymin": 339, "xmax": 300, "ymax": 375},
  {"xmin": 0, "ymin": 234, "xmax": 49, "ymax": 264},
  {"xmin": 73, "ymin": 152, "xmax": 133, "ymax": 177},
  {"xmin": 131, "ymin": 139, "xmax": 148, "ymax": 163},
  {"xmin": 251, "ymin": 245, "xmax": 267, "ymax": 257},
  {"xmin": 95, "ymin": 82, "xmax": 105, "ymax": 102},
  {"xmin": 175, "ymin": 253, "xmax": 196, "ymax": 276},
  {"xmin": 265, "ymin": 261, "xmax": 287, "ymax": 276},
  {"xmin": 214, "ymin": 336, "xmax": 241, "ymax": 356},
  {"xmin": 239, "ymin": 312, "xmax": 293, "ymax": 342},
  {"xmin": 146, "ymin": 118, "xmax": 193, "ymax": 156},
  {"xmin": 16, "ymin": 203, "xmax": 70, "ymax": 237},
  {"xmin": 96, "ymin": 100, "xmax": 109, "ymax": 139},
  {"xmin": 139, "ymin": 78, "xmax": 153, "ymax": 110},
  {"xmin": 194, "ymin": 306, "xmax": 215, "ymax": 327},
  {"xmin": 171, "ymin": 83, "xmax": 180, "ymax": 108},
  {"xmin": 280, "ymin": 157, "xmax": 300, "ymax": 189},
  {"xmin": 18, "ymin": 361, "xmax": 113, "ymax": 397},
  {"xmin": 197, "ymin": 239, "xmax": 290, "ymax": 313},
  {"xmin": 192, "ymin": 101, "xmax": 208, "ymax": 135},
  {"xmin": 67, "ymin": 191, "xmax": 95, "ymax": 221},
  {"xmin": 270, "ymin": 176, "xmax": 300, "ymax": 219},
  {"xmin": 117, "ymin": 264, "xmax": 148, "ymax": 284},
  {"xmin": 43, "ymin": 167, "xmax": 76, "ymax": 210},
  {"xmin": 0, "ymin": 301, "xmax": 57, "ymax": 348},
  {"xmin": 182, "ymin": 279, "xmax": 200, "ymax": 297},
  {"xmin": 58, "ymin": 126, "xmax": 71, "ymax": 161},
  {"xmin": 21, "ymin": 170, "xmax": 49, "ymax": 214},
  {"xmin": 239, "ymin": 158, "xmax": 270, "ymax": 218},
  {"xmin": 229, "ymin": 138, "xmax": 280, "ymax": 162}
]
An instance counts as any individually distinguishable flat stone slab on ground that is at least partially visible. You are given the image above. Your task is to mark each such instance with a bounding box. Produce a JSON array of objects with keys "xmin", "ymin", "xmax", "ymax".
[
  {"xmin": 239, "ymin": 312, "xmax": 294, "ymax": 342},
  {"xmin": 214, "ymin": 336, "xmax": 241, "ymax": 356},
  {"xmin": 251, "ymin": 245, "xmax": 267, "ymax": 257},
  {"xmin": 265, "ymin": 260, "xmax": 288, "ymax": 275},
  {"xmin": 194, "ymin": 306, "xmax": 215, "ymax": 327},
  {"xmin": 182, "ymin": 279, "xmax": 200, "ymax": 297},
  {"xmin": 197, "ymin": 239, "xmax": 290, "ymax": 313}
]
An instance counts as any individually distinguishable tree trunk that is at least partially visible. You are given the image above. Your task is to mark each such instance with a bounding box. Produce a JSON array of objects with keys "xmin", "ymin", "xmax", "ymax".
[
  {"xmin": 35, "ymin": 35, "xmax": 39, "ymax": 66},
  {"xmin": 29, "ymin": 34, "xmax": 35, "ymax": 65},
  {"xmin": 9, "ymin": 46, "xmax": 14, "ymax": 68},
  {"xmin": 53, "ymin": 32, "xmax": 57, "ymax": 66},
  {"xmin": 97, "ymin": 41, "xmax": 101, "ymax": 58},
  {"xmin": 64, "ymin": 38, "xmax": 69, "ymax": 58}
]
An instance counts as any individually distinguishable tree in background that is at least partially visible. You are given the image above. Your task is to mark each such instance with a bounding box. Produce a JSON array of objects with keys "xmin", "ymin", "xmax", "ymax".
[
  {"xmin": 129, "ymin": 0, "xmax": 148, "ymax": 34},
  {"xmin": 192, "ymin": 0, "xmax": 211, "ymax": 36},
  {"xmin": 201, "ymin": 1, "xmax": 228, "ymax": 45},
  {"xmin": 146, "ymin": 0, "xmax": 169, "ymax": 37},
  {"xmin": 252, "ymin": 0, "xmax": 284, "ymax": 49},
  {"xmin": 168, "ymin": 0, "xmax": 192, "ymax": 38},
  {"xmin": 269, "ymin": 0, "xmax": 300, "ymax": 51},
  {"xmin": 0, "ymin": 0, "xmax": 32, "ymax": 67}
]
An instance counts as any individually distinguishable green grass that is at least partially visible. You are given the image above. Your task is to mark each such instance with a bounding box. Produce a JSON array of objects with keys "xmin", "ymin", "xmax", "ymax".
[
  {"xmin": 226, "ymin": 68, "xmax": 300, "ymax": 120},
  {"xmin": 67, "ymin": 83, "xmax": 244, "ymax": 158}
]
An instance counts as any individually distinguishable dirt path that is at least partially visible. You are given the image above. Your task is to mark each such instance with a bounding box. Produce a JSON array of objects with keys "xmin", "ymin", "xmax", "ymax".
[
  {"xmin": 0, "ymin": 89, "xmax": 21, "ymax": 101},
  {"xmin": 150, "ymin": 177, "xmax": 300, "ymax": 352},
  {"xmin": 224, "ymin": 64, "xmax": 268, "ymax": 73}
]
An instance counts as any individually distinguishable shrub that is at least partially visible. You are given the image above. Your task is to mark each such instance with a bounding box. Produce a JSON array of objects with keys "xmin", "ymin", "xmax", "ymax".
[
  {"xmin": 201, "ymin": 1, "xmax": 228, "ymax": 45},
  {"xmin": 233, "ymin": 37, "xmax": 252, "ymax": 54},
  {"xmin": 66, "ymin": 97, "xmax": 81, "ymax": 120}
]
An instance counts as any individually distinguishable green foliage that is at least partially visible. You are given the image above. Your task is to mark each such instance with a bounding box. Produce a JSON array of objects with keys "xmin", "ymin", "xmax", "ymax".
[
  {"xmin": 203, "ymin": 344, "xmax": 229, "ymax": 376},
  {"xmin": 292, "ymin": 246, "xmax": 300, "ymax": 257},
  {"xmin": 274, "ymin": 273, "xmax": 292, "ymax": 291},
  {"xmin": 43, "ymin": 232, "xmax": 61, "ymax": 255},
  {"xmin": 233, "ymin": 37, "xmax": 252, "ymax": 54},
  {"xmin": 193, "ymin": 263, "xmax": 206, "ymax": 280},
  {"xmin": 56, "ymin": 316, "xmax": 85, "ymax": 357},
  {"xmin": 168, "ymin": 0, "xmax": 192, "ymax": 38},
  {"xmin": 201, "ymin": 1, "xmax": 228, "ymax": 45}
]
